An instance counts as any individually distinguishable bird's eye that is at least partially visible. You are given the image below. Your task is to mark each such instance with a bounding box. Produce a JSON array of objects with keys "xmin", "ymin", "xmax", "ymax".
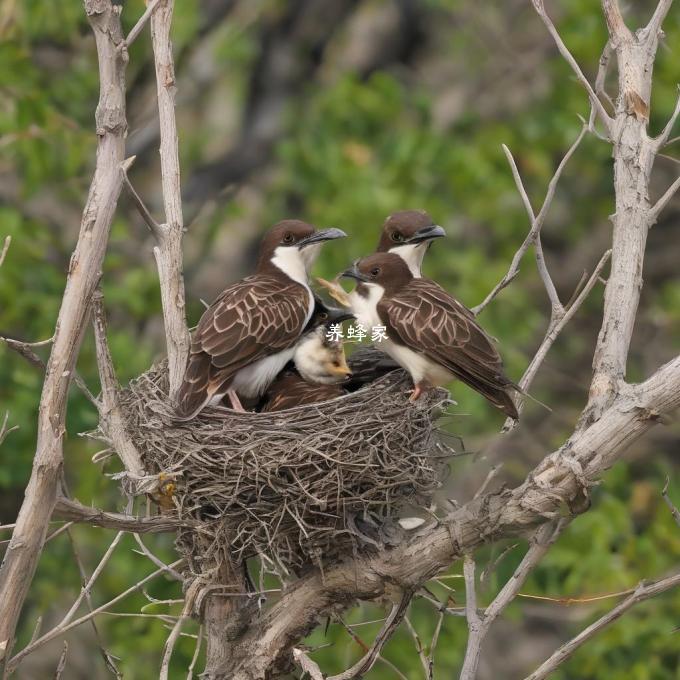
[
  {"xmin": 391, "ymin": 231, "xmax": 404, "ymax": 242},
  {"xmin": 319, "ymin": 312, "xmax": 328, "ymax": 320},
  {"xmin": 283, "ymin": 233, "xmax": 294, "ymax": 244},
  {"xmin": 333, "ymin": 361, "xmax": 340, "ymax": 367},
  {"xmin": 370, "ymin": 267, "xmax": 380, "ymax": 277}
]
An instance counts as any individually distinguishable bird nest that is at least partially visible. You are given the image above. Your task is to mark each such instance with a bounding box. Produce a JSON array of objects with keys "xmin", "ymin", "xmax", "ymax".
[{"xmin": 114, "ymin": 352, "xmax": 455, "ymax": 574}]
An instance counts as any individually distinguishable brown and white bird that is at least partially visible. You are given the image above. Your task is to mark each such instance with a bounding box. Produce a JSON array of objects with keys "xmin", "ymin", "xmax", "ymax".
[
  {"xmin": 175, "ymin": 220, "xmax": 346, "ymax": 419},
  {"xmin": 341, "ymin": 253, "xmax": 519, "ymax": 419},
  {"xmin": 317, "ymin": 209, "xmax": 444, "ymax": 308},
  {"xmin": 376, "ymin": 210, "xmax": 445, "ymax": 277},
  {"xmin": 260, "ymin": 304, "xmax": 353, "ymax": 412}
]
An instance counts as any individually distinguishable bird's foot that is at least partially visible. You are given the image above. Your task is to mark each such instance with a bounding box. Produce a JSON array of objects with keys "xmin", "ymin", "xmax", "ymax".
[
  {"xmin": 408, "ymin": 380, "xmax": 432, "ymax": 402},
  {"xmin": 316, "ymin": 276, "xmax": 351, "ymax": 308},
  {"xmin": 227, "ymin": 389, "xmax": 246, "ymax": 412}
]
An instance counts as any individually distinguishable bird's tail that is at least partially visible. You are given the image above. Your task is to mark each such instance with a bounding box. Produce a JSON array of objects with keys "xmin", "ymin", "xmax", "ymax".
[{"xmin": 507, "ymin": 381, "xmax": 552, "ymax": 414}]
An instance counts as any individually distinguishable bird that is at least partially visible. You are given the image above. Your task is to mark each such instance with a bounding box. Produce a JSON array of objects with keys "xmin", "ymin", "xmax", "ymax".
[
  {"xmin": 175, "ymin": 220, "xmax": 346, "ymax": 419},
  {"xmin": 316, "ymin": 209, "xmax": 444, "ymax": 306},
  {"xmin": 375, "ymin": 209, "xmax": 446, "ymax": 277},
  {"xmin": 260, "ymin": 303, "xmax": 353, "ymax": 412},
  {"xmin": 340, "ymin": 252, "xmax": 520, "ymax": 419}
]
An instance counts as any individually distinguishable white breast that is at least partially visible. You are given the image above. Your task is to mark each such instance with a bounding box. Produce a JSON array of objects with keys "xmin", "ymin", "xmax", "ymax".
[
  {"xmin": 381, "ymin": 339, "xmax": 453, "ymax": 387},
  {"xmin": 349, "ymin": 285, "xmax": 384, "ymax": 330},
  {"xmin": 230, "ymin": 347, "xmax": 297, "ymax": 398}
]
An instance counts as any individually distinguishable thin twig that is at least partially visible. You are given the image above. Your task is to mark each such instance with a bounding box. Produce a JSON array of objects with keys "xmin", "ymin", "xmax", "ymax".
[
  {"xmin": 649, "ymin": 173, "xmax": 680, "ymax": 222},
  {"xmin": 328, "ymin": 592, "xmax": 413, "ymax": 680},
  {"xmin": 460, "ymin": 522, "xmax": 565, "ymax": 680},
  {"xmin": 66, "ymin": 527, "xmax": 122, "ymax": 677},
  {"xmin": 186, "ymin": 625, "xmax": 203, "ymax": 680},
  {"xmin": 121, "ymin": 157, "xmax": 163, "ymax": 238},
  {"xmin": 654, "ymin": 86, "xmax": 680, "ymax": 150},
  {"xmin": 160, "ymin": 581, "xmax": 200, "ymax": 680},
  {"xmin": 473, "ymin": 124, "xmax": 586, "ymax": 315},
  {"xmin": 531, "ymin": 0, "xmax": 613, "ymax": 131},
  {"xmin": 662, "ymin": 477, "xmax": 680, "ymax": 528},
  {"xmin": 0, "ymin": 236, "xmax": 10, "ymax": 268},
  {"xmin": 133, "ymin": 534, "xmax": 183, "ymax": 581},
  {"xmin": 524, "ymin": 571, "xmax": 680, "ymax": 680},
  {"xmin": 125, "ymin": 0, "xmax": 162, "ymax": 47},
  {"xmin": 7, "ymin": 560, "xmax": 185, "ymax": 673}
]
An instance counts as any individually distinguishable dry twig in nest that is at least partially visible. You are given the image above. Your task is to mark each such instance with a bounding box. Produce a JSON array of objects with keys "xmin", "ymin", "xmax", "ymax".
[{"xmin": 112, "ymin": 351, "xmax": 455, "ymax": 575}]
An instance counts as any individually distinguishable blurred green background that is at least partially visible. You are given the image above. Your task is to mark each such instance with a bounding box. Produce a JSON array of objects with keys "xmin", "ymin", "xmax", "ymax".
[{"xmin": 1, "ymin": 0, "xmax": 679, "ymax": 677}]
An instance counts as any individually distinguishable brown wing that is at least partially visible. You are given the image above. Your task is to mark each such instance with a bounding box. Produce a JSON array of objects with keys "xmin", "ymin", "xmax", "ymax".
[
  {"xmin": 379, "ymin": 279, "xmax": 518, "ymax": 418},
  {"xmin": 260, "ymin": 372, "xmax": 344, "ymax": 412},
  {"xmin": 175, "ymin": 275, "xmax": 310, "ymax": 419}
]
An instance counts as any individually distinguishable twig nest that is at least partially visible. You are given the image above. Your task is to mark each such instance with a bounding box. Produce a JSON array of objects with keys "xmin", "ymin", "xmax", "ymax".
[{"xmin": 117, "ymin": 352, "xmax": 455, "ymax": 573}]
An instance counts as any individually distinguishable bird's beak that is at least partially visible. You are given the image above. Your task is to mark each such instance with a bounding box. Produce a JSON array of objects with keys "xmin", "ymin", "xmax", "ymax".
[
  {"xmin": 325, "ymin": 308, "xmax": 355, "ymax": 325},
  {"xmin": 340, "ymin": 263, "xmax": 370, "ymax": 283},
  {"xmin": 406, "ymin": 224, "xmax": 446, "ymax": 244},
  {"xmin": 298, "ymin": 227, "xmax": 347, "ymax": 248}
]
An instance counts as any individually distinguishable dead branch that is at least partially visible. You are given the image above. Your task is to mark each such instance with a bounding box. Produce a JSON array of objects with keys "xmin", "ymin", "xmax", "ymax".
[
  {"xmin": 459, "ymin": 521, "xmax": 565, "ymax": 679},
  {"xmin": 472, "ymin": 124, "xmax": 586, "ymax": 315},
  {"xmin": 531, "ymin": 0, "xmax": 613, "ymax": 131},
  {"xmin": 524, "ymin": 571, "xmax": 680, "ymax": 680},
  {"xmin": 53, "ymin": 496, "xmax": 185, "ymax": 533},
  {"xmin": 92, "ymin": 290, "xmax": 146, "ymax": 479},
  {"xmin": 0, "ymin": 236, "xmax": 10, "ymax": 268},
  {"xmin": 149, "ymin": 0, "xmax": 190, "ymax": 399},
  {"xmin": 327, "ymin": 592, "xmax": 413, "ymax": 680},
  {"xmin": 580, "ymin": 0, "xmax": 673, "ymax": 425},
  {"xmin": 661, "ymin": 478, "xmax": 680, "ymax": 528},
  {"xmin": 0, "ymin": 0, "xmax": 129, "ymax": 659},
  {"xmin": 205, "ymin": 355, "xmax": 680, "ymax": 678},
  {"xmin": 7, "ymin": 559, "xmax": 185, "ymax": 673}
]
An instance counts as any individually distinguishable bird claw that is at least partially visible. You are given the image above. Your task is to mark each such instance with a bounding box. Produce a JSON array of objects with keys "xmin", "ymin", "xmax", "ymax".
[{"xmin": 316, "ymin": 276, "xmax": 351, "ymax": 308}]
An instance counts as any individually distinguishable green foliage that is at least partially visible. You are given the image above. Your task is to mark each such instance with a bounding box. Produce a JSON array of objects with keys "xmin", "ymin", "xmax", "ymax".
[{"xmin": 1, "ymin": 0, "xmax": 680, "ymax": 677}]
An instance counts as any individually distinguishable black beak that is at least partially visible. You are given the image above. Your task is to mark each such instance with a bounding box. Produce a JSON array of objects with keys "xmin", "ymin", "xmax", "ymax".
[
  {"xmin": 340, "ymin": 263, "xmax": 370, "ymax": 283},
  {"xmin": 325, "ymin": 308, "xmax": 355, "ymax": 326},
  {"xmin": 406, "ymin": 224, "xmax": 446, "ymax": 244},
  {"xmin": 298, "ymin": 227, "xmax": 347, "ymax": 248}
]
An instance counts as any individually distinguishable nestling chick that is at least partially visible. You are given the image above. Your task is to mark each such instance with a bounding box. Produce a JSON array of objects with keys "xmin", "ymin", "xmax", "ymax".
[{"xmin": 260, "ymin": 307, "xmax": 353, "ymax": 412}]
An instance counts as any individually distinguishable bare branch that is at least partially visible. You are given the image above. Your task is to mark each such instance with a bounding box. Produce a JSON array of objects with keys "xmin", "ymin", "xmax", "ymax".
[
  {"xmin": 7, "ymin": 560, "xmax": 184, "ymax": 673},
  {"xmin": 459, "ymin": 555, "xmax": 482, "ymax": 679},
  {"xmin": 327, "ymin": 592, "xmax": 412, "ymax": 680},
  {"xmin": 524, "ymin": 571, "xmax": 680, "ymax": 680},
  {"xmin": 473, "ymin": 124, "xmax": 586, "ymax": 315},
  {"xmin": 150, "ymin": 0, "xmax": 190, "ymax": 399},
  {"xmin": 133, "ymin": 533, "xmax": 184, "ymax": 581},
  {"xmin": 0, "ymin": 0, "xmax": 129, "ymax": 654},
  {"xmin": 186, "ymin": 625, "xmax": 203, "ymax": 680},
  {"xmin": 642, "ymin": 0, "xmax": 675, "ymax": 46},
  {"xmin": 504, "ymin": 249, "xmax": 611, "ymax": 427},
  {"xmin": 653, "ymin": 86, "xmax": 680, "ymax": 150},
  {"xmin": 220, "ymin": 355, "xmax": 680, "ymax": 677},
  {"xmin": 53, "ymin": 496, "xmax": 185, "ymax": 533},
  {"xmin": 661, "ymin": 478, "xmax": 680, "ymax": 528},
  {"xmin": 160, "ymin": 582, "xmax": 199, "ymax": 680},
  {"xmin": 292, "ymin": 649, "xmax": 324, "ymax": 680},
  {"xmin": 0, "ymin": 236, "xmax": 10, "ymax": 268},
  {"xmin": 125, "ymin": 0, "xmax": 162, "ymax": 47},
  {"xmin": 531, "ymin": 1, "xmax": 613, "ymax": 130},
  {"xmin": 601, "ymin": 0, "xmax": 633, "ymax": 45},
  {"xmin": 65, "ymin": 528, "xmax": 122, "ymax": 678},
  {"xmin": 461, "ymin": 521, "xmax": 564, "ymax": 679},
  {"xmin": 121, "ymin": 157, "xmax": 163, "ymax": 239},
  {"xmin": 649, "ymin": 173, "xmax": 680, "ymax": 222},
  {"xmin": 92, "ymin": 291, "xmax": 146, "ymax": 479}
]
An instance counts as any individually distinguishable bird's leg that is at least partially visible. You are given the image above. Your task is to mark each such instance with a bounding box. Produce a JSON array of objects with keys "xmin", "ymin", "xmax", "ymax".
[
  {"xmin": 408, "ymin": 381, "xmax": 430, "ymax": 402},
  {"xmin": 227, "ymin": 389, "xmax": 246, "ymax": 412}
]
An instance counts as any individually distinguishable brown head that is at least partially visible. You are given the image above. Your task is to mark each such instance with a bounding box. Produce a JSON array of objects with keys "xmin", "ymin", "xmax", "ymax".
[
  {"xmin": 341, "ymin": 252, "xmax": 413, "ymax": 297},
  {"xmin": 375, "ymin": 210, "xmax": 445, "ymax": 276},
  {"xmin": 257, "ymin": 220, "xmax": 346, "ymax": 277}
]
